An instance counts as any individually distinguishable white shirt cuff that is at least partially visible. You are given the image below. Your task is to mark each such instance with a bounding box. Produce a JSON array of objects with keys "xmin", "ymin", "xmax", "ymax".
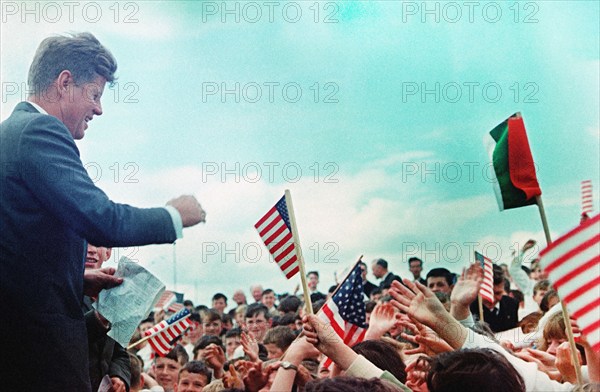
[{"xmin": 164, "ymin": 206, "xmax": 183, "ymax": 239}]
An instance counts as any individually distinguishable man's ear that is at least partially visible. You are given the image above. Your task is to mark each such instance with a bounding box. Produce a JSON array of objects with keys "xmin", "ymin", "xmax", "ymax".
[{"xmin": 55, "ymin": 70, "xmax": 74, "ymax": 96}]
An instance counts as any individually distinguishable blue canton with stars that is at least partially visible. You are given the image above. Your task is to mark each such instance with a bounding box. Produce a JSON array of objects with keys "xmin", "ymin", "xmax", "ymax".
[
  {"xmin": 275, "ymin": 196, "xmax": 292, "ymax": 231},
  {"xmin": 332, "ymin": 263, "xmax": 367, "ymax": 328}
]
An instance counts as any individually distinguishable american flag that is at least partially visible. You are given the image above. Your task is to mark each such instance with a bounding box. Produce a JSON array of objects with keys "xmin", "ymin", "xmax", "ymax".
[
  {"xmin": 582, "ymin": 180, "xmax": 593, "ymax": 215},
  {"xmin": 255, "ymin": 195, "xmax": 300, "ymax": 279},
  {"xmin": 318, "ymin": 262, "xmax": 367, "ymax": 367},
  {"xmin": 144, "ymin": 308, "xmax": 192, "ymax": 356},
  {"xmin": 539, "ymin": 213, "xmax": 600, "ymax": 352},
  {"xmin": 475, "ymin": 251, "xmax": 494, "ymax": 304},
  {"xmin": 154, "ymin": 290, "xmax": 176, "ymax": 312}
]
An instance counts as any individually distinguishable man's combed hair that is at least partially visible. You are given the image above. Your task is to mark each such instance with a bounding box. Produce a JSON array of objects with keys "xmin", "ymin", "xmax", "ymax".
[
  {"xmin": 179, "ymin": 361, "xmax": 212, "ymax": 384},
  {"xmin": 28, "ymin": 32, "xmax": 117, "ymax": 95}
]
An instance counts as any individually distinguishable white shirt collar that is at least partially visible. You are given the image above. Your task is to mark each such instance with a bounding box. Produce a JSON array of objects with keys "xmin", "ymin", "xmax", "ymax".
[{"xmin": 27, "ymin": 101, "xmax": 48, "ymax": 115}]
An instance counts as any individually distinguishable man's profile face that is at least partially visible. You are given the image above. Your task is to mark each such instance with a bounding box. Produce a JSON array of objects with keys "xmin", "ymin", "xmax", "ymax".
[
  {"xmin": 493, "ymin": 282, "xmax": 505, "ymax": 305},
  {"xmin": 427, "ymin": 277, "xmax": 451, "ymax": 294},
  {"xmin": 60, "ymin": 74, "xmax": 106, "ymax": 140},
  {"xmin": 371, "ymin": 263, "xmax": 383, "ymax": 278},
  {"xmin": 175, "ymin": 370, "xmax": 208, "ymax": 392},
  {"xmin": 154, "ymin": 357, "xmax": 181, "ymax": 391}
]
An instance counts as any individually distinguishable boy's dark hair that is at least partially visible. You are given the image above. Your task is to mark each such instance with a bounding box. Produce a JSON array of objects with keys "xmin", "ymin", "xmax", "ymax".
[
  {"xmin": 221, "ymin": 313, "xmax": 233, "ymax": 324},
  {"xmin": 157, "ymin": 344, "xmax": 189, "ymax": 366},
  {"xmin": 307, "ymin": 271, "xmax": 319, "ymax": 278},
  {"xmin": 492, "ymin": 264, "xmax": 505, "ymax": 285},
  {"xmin": 263, "ymin": 326, "xmax": 296, "ymax": 350},
  {"xmin": 426, "ymin": 348, "xmax": 525, "ymax": 392},
  {"xmin": 202, "ymin": 309, "xmax": 221, "ymax": 323},
  {"xmin": 277, "ymin": 313, "xmax": 296, "ymax": 326},
  {"xmin": 278, "ymin": 295, "xmax": 301, "ymax": 314},
  {"xmin": 225, "ymin": 327, "xmax": 242, "ymax": 339},
  {"xmin": 261, "ymin": 288, "xmax": 275, "ymax": 297},
  {"xmin": 183, "ymin": 299, "xmax": 194, "ymax": 307},
  {"xmin": 328, "ymin": 285, "xmax": 337, "ymax": 294},
  {"xmin": 128, "ymin": 353, "xmax": 142, "ymax": 390},
  {"xmin": 351, "ymin": 339, "xmax": 406, "ymax": 382},
  {"xmin": 193, "ymin": 335, "xmax": 225, "ymax": 358},
  {"xmin": 245, "ymin": 303, "xmax": 270, "ymax": 320},
  {"xmin": 179, "ymin": 360, "xmax": 212, "ymax": 384},
  {"xmin": 304, "ymin": 376, "xmax": 400, "ymax": 392},
  {"xmin": 373, "ymin": 258, "xmax": 388, "ymax": 269},
  {"xmin": 408, "ymin": 257, "xmax": 423, "ymax": 266},
  {"xmin": 212, "ymin": 292, "xmax": 228, "ymax": 302},
  {"xmin": 370, "ymin": 288, "xmax": 382, "ymax": 297},
  {"xmin": 426, "ymin": 268, "xmax": 453, "ymax": 286}
]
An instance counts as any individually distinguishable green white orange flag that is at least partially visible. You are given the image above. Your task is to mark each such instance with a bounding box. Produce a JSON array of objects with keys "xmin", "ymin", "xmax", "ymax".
[{"xmin": 486, "ymin": 113, "xmax": 542, "ymax": 210}]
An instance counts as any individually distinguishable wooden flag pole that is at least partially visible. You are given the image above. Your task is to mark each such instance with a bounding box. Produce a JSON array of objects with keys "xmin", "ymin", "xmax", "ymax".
[
  {"xmin": 284, "ymin": 189, "xmax": 313, "ymax": 315},
  {"xmin": 478, "ymin": 295, "xmax": 484, "ymax": 323},
  {"xmin": 535, "ymin": 195, "xmax": 583, "ymax": 389}
]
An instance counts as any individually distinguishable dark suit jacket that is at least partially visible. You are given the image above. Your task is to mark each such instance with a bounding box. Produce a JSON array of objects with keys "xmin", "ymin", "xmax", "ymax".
[
  {"xmin": 470, "ymin": 295, "xmax": 519, "ymax": 333},
  {"xmin": 380, "ymin": 272, "xmax": 402, "ymax": 289},
  {"xmin": 0, "ymin": 102, "xmax": 177, "ymax": 391},
  {"xmin": 83, "ymin": 297, "xmax": 131, "ymax": 392},
  {"xmin": 363, "ymin": 280, "xmax": 378, "ymax": 297}
]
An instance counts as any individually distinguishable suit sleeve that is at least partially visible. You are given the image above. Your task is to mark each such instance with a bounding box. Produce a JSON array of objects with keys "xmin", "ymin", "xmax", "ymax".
[
  {"xmin": 109, "ymin": 343, "xmax": 132, "ymax": 392},
  {"xmin": 18, "ymin": 115, "xmax": 176, "ymax": 247}
]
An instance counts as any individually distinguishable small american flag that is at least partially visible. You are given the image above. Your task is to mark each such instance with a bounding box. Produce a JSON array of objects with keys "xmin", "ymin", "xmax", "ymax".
[
  {"xmin": 539, "ymin": 213, "xmax": 600, "ymax": 352},
  {"xmin": 318, "ymin": 262, "xmax": 367, "ymax": 367},
  {"xmin": 475, "ymin": 251, "xmax": 494, "ymax": 304},
  {"xmin": 255, "ymin": 195, "xmax": 300, "ymax": 279},
  {"xmin": 144, "ymin": 308, "xmax": 192, "ymax": 356},
  {"xmin": 154, "ymin": 290, "xmax": 177, "ymax": 312}
]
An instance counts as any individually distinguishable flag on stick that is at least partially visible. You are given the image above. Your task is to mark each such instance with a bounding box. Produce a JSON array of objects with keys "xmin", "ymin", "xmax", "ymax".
[
  {"xmin": 255, "ymin": 195, "xmax": 300, "ymax": 279},
  {"xmin": 144, "ymin": 308, "xmax": 192, "ymax": 356},
  {"xmin": 318, "ymin": 261, "xmax": 367, "ymax": 368},
  {"xmin": 582, "ymin": 180, "xmax": 593, "ymax": 215},
  {"xmin": 486, "ymin": 113, "xmax": 542, "ymax": 210},
  {"xmin": 475, "ymin": 251, "xmax": 495, "ymax": 305},
  {"xmin": 539, "ymin": 213, "xmax": 600, "ymax": 352}
]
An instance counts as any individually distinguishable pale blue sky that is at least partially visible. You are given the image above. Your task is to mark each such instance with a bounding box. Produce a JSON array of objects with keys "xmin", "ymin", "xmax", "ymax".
[{"xmin": 1, "ymin": 1, "xmax": 598, "ymax": 305}]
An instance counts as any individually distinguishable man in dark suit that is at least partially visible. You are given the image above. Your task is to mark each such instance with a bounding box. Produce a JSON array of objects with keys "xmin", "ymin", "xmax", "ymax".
[
  {"xmin": 0, "ymin": 33, "xmax": 205, "ymax": 392},
  {"xmin": 470, "ymin": 264, "xmax": 519, "ymax": 332},
  {"xmin": 359, "ymin": 261, "xmax": 378, "ymax": 297},
  {"xmin": 371, "ymin": 258, "xmax": 402, "ymax": 290},
  {"xmin": 408, "ymin": 257, "xmax": 427, "ymax": 285}
]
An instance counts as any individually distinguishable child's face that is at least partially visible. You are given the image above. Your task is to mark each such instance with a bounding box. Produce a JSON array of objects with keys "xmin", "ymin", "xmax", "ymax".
[
  {"xmin": 176, "ymin": 370, "xmax": 208, "ymax": 392},
  {"xmin": 154, "ymin": 357, "xmax": 181, "ymax": 390},
  {"xmin": 264, "ymin": 343, "xmax": 284, "ymax": 360}
]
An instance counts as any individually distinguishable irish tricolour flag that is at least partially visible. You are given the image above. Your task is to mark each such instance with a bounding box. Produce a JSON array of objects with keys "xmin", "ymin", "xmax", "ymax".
[{"xmin": 486, "ymin": 113, "xmax": 542, "ymax": 211}]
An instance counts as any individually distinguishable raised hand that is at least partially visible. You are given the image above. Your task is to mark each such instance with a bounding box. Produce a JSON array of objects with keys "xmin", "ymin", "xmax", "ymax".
[
  {"xmin": 241, "ymin": 331, "xmax": 260, "ymax": 362},
  {"xmin": 451, "ymin": 263, "xmax": 483, "ymax": 307},
  {"xmin": 555, "ymin": 342, "xmax": 579, "ymax": 384},
  {"xmin": 390, "ymin": 279, "xmax": 468, "ymax": 349},
  {"xmin": 222, "ymin": 364, "xmax": 244, "ymax": 389},
  {"xmin": 203, "ymin": 343, "xmax": 226, "ymax": 378},
  {"xmin": 243, "ymin": 361, "xmax": 270, "ymax": 392},
  {"xmin": 365, "ymin": 303, "xmax": 400, "ymax": 340},
  {"xmin": 400, "ymin": 318, "xmax": 453, "ymax": 356},
  {"xmin": 389, "ymin": 279, "xmax": 448, "ymax": 327}
]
